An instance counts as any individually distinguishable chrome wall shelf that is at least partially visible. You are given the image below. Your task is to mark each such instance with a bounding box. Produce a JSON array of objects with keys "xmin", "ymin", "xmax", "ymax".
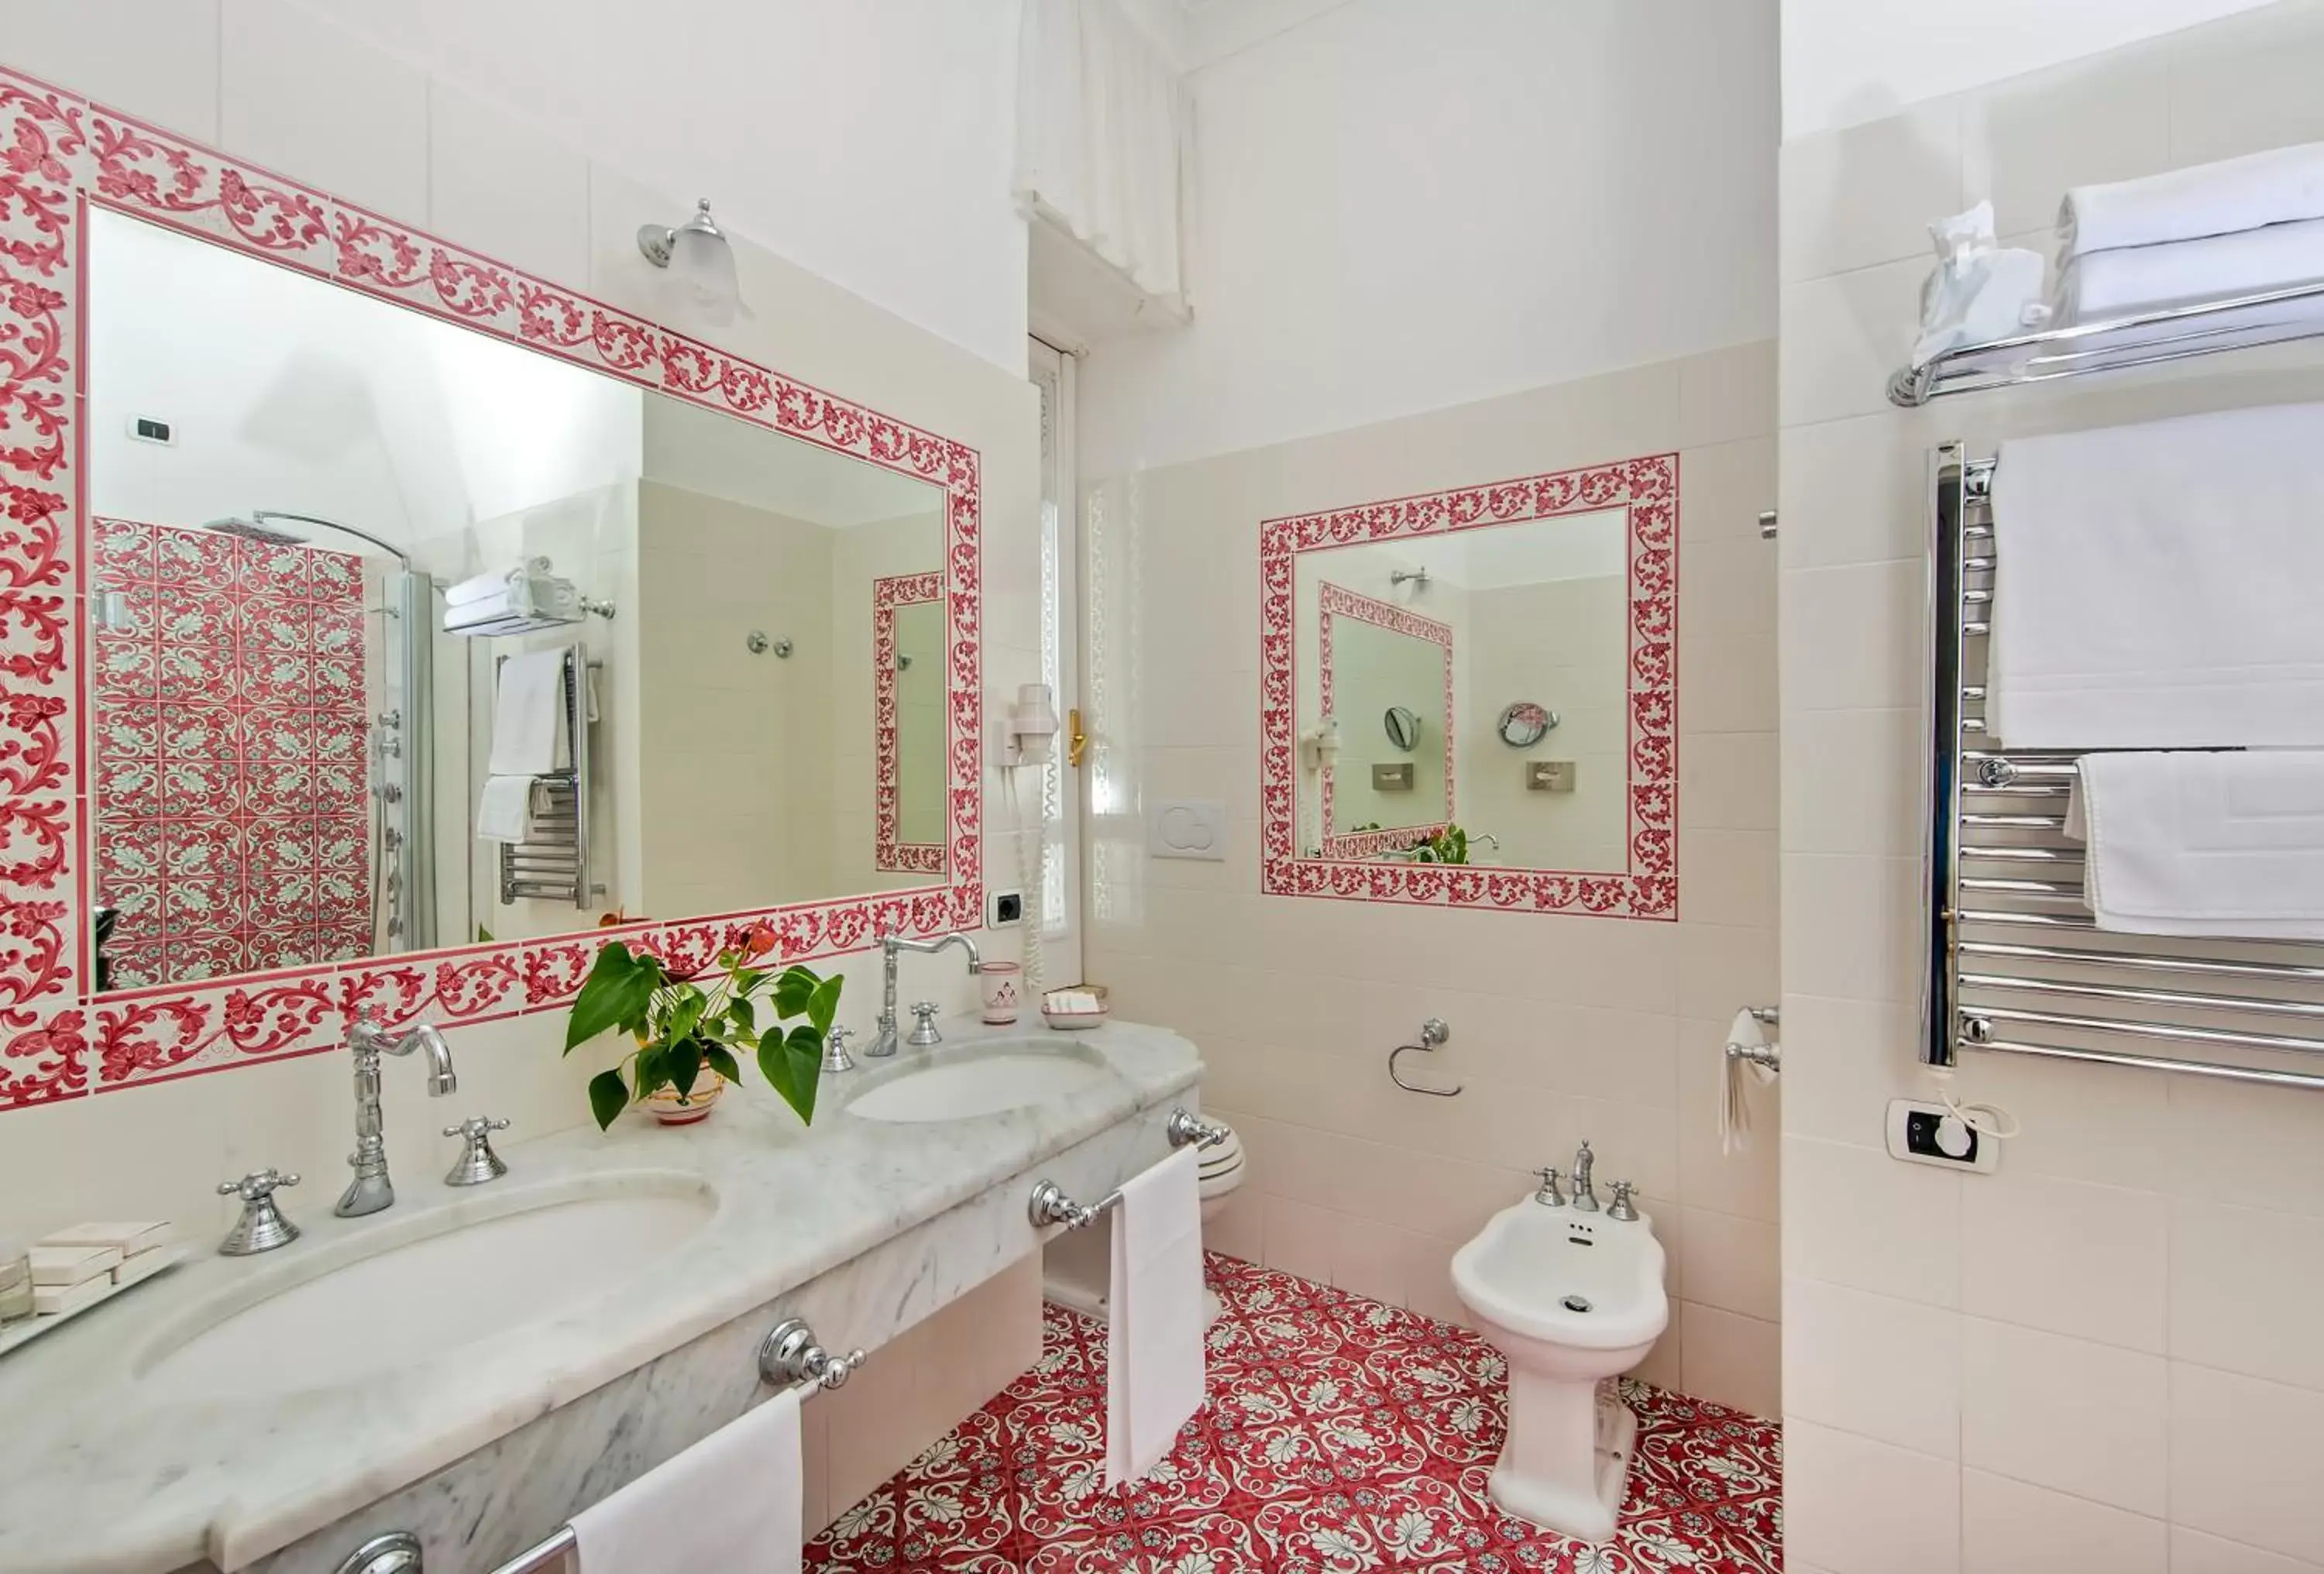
[
  {"xmin": 1889, "ymin": 278, "xmax": 2324, "ymax": 406},
  {"xmin": 1921, "ymin": 443, "xmax": 2324, "ymax": 1091}
]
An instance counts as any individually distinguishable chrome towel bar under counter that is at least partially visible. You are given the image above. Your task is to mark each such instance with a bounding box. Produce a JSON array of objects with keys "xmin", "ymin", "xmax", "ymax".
[
  {"xmin": 1028, "ymin": 1107, "xmax": 1228, "ymax": 1230},
  {"xmin": 450, "ymin": 1316, "xmax": 868, "ymax": 1574}
]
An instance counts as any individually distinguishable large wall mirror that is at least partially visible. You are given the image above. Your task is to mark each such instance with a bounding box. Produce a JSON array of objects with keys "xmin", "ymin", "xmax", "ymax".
[
  {"xmin": 85, "ymin": 209, "xmax": 947, "ymax": 990},
  {"xmin": 0, "ymin": 71, "xmax": 982, "ymax": 1105},
  {"xmin": 1260, "ymin": 459, "xmax": 1676, "ymax": 919}
]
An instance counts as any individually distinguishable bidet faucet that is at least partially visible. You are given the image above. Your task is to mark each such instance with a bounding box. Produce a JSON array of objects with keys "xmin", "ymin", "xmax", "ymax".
[
  {"xmin": 335, "ymin": 1017, "xmax": 457, "ymax": 1218},
  {"xmin": 1569, "ymin": 1139, "xmax": 1600, "ymax": 1213},
  {"xmin": 871, "ymin": 932, "xmax": 982, "ymax": 1057}
]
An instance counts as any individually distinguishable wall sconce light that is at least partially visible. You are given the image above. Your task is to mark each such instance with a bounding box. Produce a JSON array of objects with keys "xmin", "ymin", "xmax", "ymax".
[
  {"xmin": 638, "ymin": 198, "xmax": 748, "ymax": 325},
  {"xmin": 1002, "ymin": 682, "xmax": 1061, "ymax": 767},
  {"xmin": 1298, "ymin": 715, "xmax": 1342, "ymax": 772}
]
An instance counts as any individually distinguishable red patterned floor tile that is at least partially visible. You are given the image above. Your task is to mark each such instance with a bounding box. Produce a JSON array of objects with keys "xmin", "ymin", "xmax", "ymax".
[{"xmin": 804, "ymin": 1255, "xmax": 1781, "ymax": 1574}]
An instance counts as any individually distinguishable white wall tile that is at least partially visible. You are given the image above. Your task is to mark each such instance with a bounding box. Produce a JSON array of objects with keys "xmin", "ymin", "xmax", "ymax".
[
  {"xmin": 1776, "ymin": 257, "xmax": 1928, "ymax": 428},
  {"xmin": 1781, "ymin": 853, "xmax": 1920, "ymax": 1006},
  {"xmin": 1778, "ymin": 993, "xmax": 1925, "ymax": 1149},
  {"xmin": 2171, "ymin": 1363, "xmax": 2324, "ymax": 1565},
  {"xmin": 1962, "ymin": 1469, "xmax": 2167, "ymax": 1574},
  {"xmin": 1784, "ymin": 1275, "xmax": 1961, "ymax": 1459},
  {"xmin": 427, "ymin": 76, "xmax": 591, "ymax": 287},
  {"xmin": 2167, "ymin": 1, "xmax": 2324, "ymax": 165},
  {"xmin": 1961, "ymin": 1318, "xmax": 2167, "ymax": 1514},
  {"xmin": 1679, "ymin": 342, "xmax": 1782, "ymax": 448},
  {"xmin": 0, "ymin": 0, "xmax": 221, "ymax": 139},
  {"xmin": 221, "ymin": 0, "xmax": 428, "ymax": 221},
  {"xmin": 1783, "ymin": 707, "xmax": 1921, "ymax": 857},
  {"xmin": 1785, "ymin": 1136, "xmax": 1961, "ymax": 1306},
  {"xmin": 2170, "ymin": 1527, "xmax": 2324, "ymax": 1574},
  {"xmin": 1785, "ymin": 1420, "xmax": 1961, "ymax": 1574},
  {"xmin": 1679, "ymin": 1301, "xmax": 1780, "ymax": 1417},
  {"xmin": 2170, "ymin": 1198, "xmax": 2324, "ymax": 1392},
  {"xmin": 1781, "ymin": 559, "xmax": 1923, "ymax": 713},
  {"xmin": 1961, "ymin": 1174, "xmax": 2168, "ymax": 1353},
  {"xmin": 1960, "ymin": 42, "xmax": 2174, "ymax": 237},
  {"xmin": 1779, "ymin": 99, "xmax": 1963, "ymax": 284},
  {"xmin": 1680, "ymin": 1207, "xmax": 1779, "ymax": 1320}
]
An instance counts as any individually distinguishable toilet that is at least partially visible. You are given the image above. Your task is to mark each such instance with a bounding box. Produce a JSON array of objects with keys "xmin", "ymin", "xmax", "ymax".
[
  {"xmin": 1449, "ymin": 1191, "xmax": 1669, "ymax": 1543},
  {"xmin": 1041, "ymin": 1121, "xmax": 1245, "ymax": 1326}
]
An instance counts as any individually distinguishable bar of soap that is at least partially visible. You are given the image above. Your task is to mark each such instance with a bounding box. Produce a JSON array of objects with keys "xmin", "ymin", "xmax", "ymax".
[
  {"xmin": 28, "ymin": 1243, "xmax": 119, "ymax": 1288},
  {"xmin": 1045, "ymin": 990, "xmax": 1102, "ymax": 1013},
  {"xmin": 112, "ymin": 1247, "xmax": 175, "ymax": 1290},
  {"xmin": 33, "ymin": 1276, "xmax": 111, "ymax": 1317},
  {"xmin": 45, "ymin": 1222, "xmax": 171, "ymax": 1257}
]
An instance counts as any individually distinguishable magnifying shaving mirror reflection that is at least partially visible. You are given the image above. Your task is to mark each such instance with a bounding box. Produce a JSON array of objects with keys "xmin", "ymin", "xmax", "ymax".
[{"xmin": 84, "ymin": 204, "xmax": 951, "ymax": 993}]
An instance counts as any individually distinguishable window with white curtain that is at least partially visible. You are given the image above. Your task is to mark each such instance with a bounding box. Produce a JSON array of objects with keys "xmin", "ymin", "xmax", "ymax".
[{"xmin": 1015, "ymin": 0, "xmax": 1193, "ymax": 321}]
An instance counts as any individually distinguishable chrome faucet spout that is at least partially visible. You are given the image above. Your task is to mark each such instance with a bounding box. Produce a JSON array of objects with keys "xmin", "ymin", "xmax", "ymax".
[
  {"xmin": 337, "ymin": 1018, "xmax": 459, "ymax": 1217},
  {"xmin": 871, "ymin": 932, "xmax": 984, "ymax": 1057}
]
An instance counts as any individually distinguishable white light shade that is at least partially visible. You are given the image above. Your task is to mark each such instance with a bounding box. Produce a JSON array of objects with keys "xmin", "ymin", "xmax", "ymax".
[{"xmin": 666, "ymin": 223, "xmax": 744, "ymax": 325}]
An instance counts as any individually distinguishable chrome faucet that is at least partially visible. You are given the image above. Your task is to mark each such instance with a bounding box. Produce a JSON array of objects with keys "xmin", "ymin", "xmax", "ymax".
[
  {"xmin": 336, "ymin": 1017, "xmax": 457, "ymax": 1217},
  {"xmin": 1569, "ymin": 1139, "xmax": 1600, "ymax": 1213},
  {"xmin": 871, "ymin": 933, "xmax": 982, "ymax": 1057}
]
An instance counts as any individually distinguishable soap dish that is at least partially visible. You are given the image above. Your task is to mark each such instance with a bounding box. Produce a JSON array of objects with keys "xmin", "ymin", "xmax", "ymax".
[
  {"xmin": 0, "ymin": 1245, "xmax": 186, "ymax": 1360},
  {"xmin": 1041, "ymin": 985, "xmax": 1111, "ymax": 1031}
]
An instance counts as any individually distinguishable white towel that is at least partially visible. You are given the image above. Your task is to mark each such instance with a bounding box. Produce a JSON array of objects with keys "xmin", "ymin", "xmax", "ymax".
[
  {"xmin": 2060, "ymin": 140, "xmax": 2324, "ymax": 261},
  {"xmin": 476, "ymin": 776, "xmax": 533, "ymax": 844},
  {"xmin": 445, "ymin": 557, "xmax": 553, "ymax": 608},
  {"xmin": 2054, "ymin": 216, "xmax": 2324, "ymax": 325},
  {"xmin": 569, "ymin": 1387, "xmax": 803, "ymax": 1574},
  {"xmin": 489, "ymin": 649, "xmax": 570, "ymax": 775},
  {"xmin": 1105, "ymin": 1145, "xmax": 1205, "ymax": 1490},
  {"xmin": 1987, "ymin": 404, "xmax": 2324, "ymax": 749},
  {"xmin": 442, "ymin": 575, "xmax": 583, "ymax": 634},
  {"xmin": 2065, "ymin": 751, "xmax": 2324, "ymax": 940}
]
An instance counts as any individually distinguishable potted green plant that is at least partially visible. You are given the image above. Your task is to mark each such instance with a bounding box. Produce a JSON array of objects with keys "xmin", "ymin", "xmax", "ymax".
[{"xmin": 563, "ymin": 922, "xmax": 842, "ymax": 1130}]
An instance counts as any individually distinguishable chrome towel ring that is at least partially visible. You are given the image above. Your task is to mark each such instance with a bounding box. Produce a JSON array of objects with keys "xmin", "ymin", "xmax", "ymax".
[{"xmin": 1387, "ymin": 1017, "xmax": 1461, "ymax": 1097}]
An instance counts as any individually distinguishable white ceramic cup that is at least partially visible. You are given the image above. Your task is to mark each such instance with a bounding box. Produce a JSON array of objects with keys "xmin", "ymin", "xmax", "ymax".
[{"xmin": 979, "ymin": 961, "xmax": 1023, "ymax": 1024}]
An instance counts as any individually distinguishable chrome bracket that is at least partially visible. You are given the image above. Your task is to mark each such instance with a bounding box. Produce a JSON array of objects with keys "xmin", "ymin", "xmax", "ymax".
[
  {"xmin": 334, "ymin": 1531, "xmax": 421, "ymax": 1574},
  {"xmin": 758, "ymin": 1317, "xmax": 866, "ymax": 1392}
]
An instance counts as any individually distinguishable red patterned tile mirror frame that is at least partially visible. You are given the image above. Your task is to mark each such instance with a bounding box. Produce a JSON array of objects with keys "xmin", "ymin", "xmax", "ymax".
[
  {"xmin": 0, "ymin": 67, "xmax": 984, "ymax": 1110},
  {"xmin": 1258, "ymin": 458, "xmax": 1677, "ymax": 919}
]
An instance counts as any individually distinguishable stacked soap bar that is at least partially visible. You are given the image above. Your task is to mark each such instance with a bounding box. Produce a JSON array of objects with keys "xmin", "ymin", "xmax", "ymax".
[{"xmin": 27, "ymin": 1223, "xmax": 174, "ymax": 1318}]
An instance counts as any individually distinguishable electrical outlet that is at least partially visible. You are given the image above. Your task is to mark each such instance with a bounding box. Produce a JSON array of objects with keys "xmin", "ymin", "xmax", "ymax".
[
  {"xmin": 1885, "ymin": 1099, "xmax": 1999, "ymax": 1173},
  {"xmin": 989, "ymin": 889, "xmax": 1023, "ymax": 926}
]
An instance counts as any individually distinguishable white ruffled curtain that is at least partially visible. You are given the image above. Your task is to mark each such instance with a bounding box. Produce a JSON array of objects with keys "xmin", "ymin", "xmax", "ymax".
[{"xmin": 1015, "ymin": 0, "xmax": 1192, "ymax": 318}]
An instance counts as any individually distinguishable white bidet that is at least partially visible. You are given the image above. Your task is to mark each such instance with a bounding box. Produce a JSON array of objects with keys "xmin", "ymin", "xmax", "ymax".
[{"xmin": 1449, "ymin": 1194, "xmax": 1668, "ymax": 1542}]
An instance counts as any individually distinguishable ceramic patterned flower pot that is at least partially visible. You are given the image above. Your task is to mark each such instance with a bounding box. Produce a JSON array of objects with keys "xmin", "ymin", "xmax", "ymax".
[{"xmin": 641, "ymin": 1069, "xmax": 728, "ymax": 1126}]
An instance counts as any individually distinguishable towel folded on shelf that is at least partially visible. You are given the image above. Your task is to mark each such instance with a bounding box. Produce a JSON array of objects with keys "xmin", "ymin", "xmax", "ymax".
[
  {"xmin": 1106, "ymin": 1145, "xmax": 1206, "ymax": 1490},
  {"xmin": 2053, "ymin": 215, "xmax": 2324, "ymax": 325},
  {"xmin": 442, "ymin": 573, "xmax": 583, "ymax": 635},
  {"xmin": 444, "ymin": 556, "xmax": 553, "ymax": 608},
  {"xmin": 1987, "ymin": 403, "xmax": 2324, "ymax": 749},
  {"xmin": 568, "ymin": 1387, "xmax": 803, "ymax": 1574},
  {"xmin": 2066, "ymin": 751, "xmax": 2324, "ymax": 940},
  {"xmin": 2059, "ymin": 140, "xmax": 2324, "ymax": 260},
  {"xmin": 490, "ymin": 648, "xmax": 571, "ymax": 776}
]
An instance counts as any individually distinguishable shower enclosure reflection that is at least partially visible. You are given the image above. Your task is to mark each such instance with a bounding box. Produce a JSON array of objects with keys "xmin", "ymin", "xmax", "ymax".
[{"xmin": 84, "ymin": 205, "xmax": 948, "ymax": 991}]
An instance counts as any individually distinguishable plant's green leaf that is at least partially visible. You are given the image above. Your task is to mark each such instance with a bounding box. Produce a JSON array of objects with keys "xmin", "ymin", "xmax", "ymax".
[
  {"xmin": 702, "ymin": 1043, "xmax": 742, "ymax": 1087},
  {"xmin": 733, "ymin": 965, "xmax": 772, "ymax": 998},
  {"xmin": 666, "ymin": 1038, "xmax": 703, "ymax": 1102},
  {"xmin": 662, "ymin": 986, "xmax": 709, "ymax": 1046},
  {"xmin": 727, "ymin": 996, "xmax": 756, "ymax": 1034},
  {"xmin": 476, "ymin": 923, "xmax": 494, "ymax": 944},
  {"xmin": 806, "ymin": 973, "xmax": 843, "ymax": 1036},
  {"xmin": 633, "ymin": 1042, "xmax": 671, "ymax": 1098},
  {"xmin": 587, "ymin": 1068, "xmax": 630, "ymax": 1131},
  {"xmin": 566, "ymin": 943, "xmax": 657, "ymax": 1052},
  {"xmin": 771, "ymin": 965, "xmax": 816, "ymax": 1019},
  {"xmin": 758, "ymin": 1022, "xmax": 823, "ymax": 1126}
]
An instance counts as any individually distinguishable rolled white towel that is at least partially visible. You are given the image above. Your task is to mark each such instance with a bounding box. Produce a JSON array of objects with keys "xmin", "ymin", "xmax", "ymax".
[
  {"xmin": 2054, "ymin": 215, "xmax": 2324, "ymax": 325},
  {"xmin": 445, "ymin": 556, "xmax": 553, "ymax": 608},
  {"xmin": 2059, "ymin": 140, "xmax": 2324, "ymax": 262}
]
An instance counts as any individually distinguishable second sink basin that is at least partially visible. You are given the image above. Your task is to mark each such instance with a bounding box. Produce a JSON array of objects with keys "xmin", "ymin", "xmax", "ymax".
[
  {"xmin": 847, "ymin": 1039, "xmax": 1116, "ymax": 1123},
  {"xmin": 137, "ymin": 1174, "xmax": 717, "ymax": 1399}
]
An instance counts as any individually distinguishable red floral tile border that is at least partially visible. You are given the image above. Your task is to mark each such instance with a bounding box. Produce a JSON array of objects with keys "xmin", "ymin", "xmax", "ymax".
[
  {"xmin": 1315, "ymin": 581, "xmax": 1455, "ymax": 861},
  {"xmin": 874, "ymin": 570, "xmax": 946, "ymax": 875},
  {"xmin": 1260, "ymin": 459, "xmax": 1678, "ymax": 920},
  {"xmin": 806, "ymin": 1254, "xmax": 1781, "ymax": 1573},
  {"xmin": 0, "ymin": 65, "xmax": 983, "ymax": 1108}
]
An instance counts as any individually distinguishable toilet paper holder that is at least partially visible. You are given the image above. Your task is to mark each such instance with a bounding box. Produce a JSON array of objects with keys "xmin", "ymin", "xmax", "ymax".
[{"xmin": 1724, "ymin": 1005, "xmax": 1782, "ymax": 1072}]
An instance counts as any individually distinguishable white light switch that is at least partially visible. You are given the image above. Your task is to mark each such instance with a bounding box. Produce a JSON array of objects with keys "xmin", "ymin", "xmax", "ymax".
[{"xmin": 1148, "ymin": 799, "xmax": 1228, "ymax": 861}]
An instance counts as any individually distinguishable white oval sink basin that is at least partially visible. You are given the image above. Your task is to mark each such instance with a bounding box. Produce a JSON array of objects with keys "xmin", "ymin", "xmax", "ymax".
[
  {"xmin": 139, "ymin": 1177, "xmax": 716, "ymax": 1398},
  {"xmin": 847, "ymin": 1043, "xmax": 1116, "ymax": 1122}
]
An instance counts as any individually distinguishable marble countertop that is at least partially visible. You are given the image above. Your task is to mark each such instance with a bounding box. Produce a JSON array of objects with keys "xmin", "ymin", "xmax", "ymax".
[{"xmin": 0, "ymin": 1016, "xmax": 1201, "ymax": 1574}]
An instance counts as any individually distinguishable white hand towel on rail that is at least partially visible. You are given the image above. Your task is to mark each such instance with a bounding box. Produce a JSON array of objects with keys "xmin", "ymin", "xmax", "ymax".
[
  {"xmin": 2065, "ymin": 751, "xmax": 2324, "ymax": 940},
  {"xmin": 489, "ymin": 649, "xmax": 571, "ymax": 775},
  {"xmin": 1987, "ymin": 403, "xmax": 2324, "ymax": 749},
  {"xmin": 475, "ymin": 775, "xmax": 534, "ymax": 844},
  {"xmin": 444, "ymin": 556, "xmax": 552, "ymax": 608},
  {"xmin": 2059, "ymin": 139, "xmax": 2324, "ymax": 260},
  {"xmin": 1105, "ymin": 1145, "xmax": 1205, "ymax": 1490},
  {"xmin": 2054, "ymin": 215, "xmax": 2324, "ymax": 325},
  {"xmin": 569, "ymin": 1386, "xmax": 803, "ymax": 1574}
]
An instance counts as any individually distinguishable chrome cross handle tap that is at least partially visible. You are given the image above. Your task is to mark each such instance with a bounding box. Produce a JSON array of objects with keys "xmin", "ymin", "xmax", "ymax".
[
  {"xmin": 218, "ymin": 1169, "xmax": 301, "ymax": 1256},
  {"xmin": 1533, "ymin": 1166, "xmax": 1566, "ymax": 1207},
  {"xmin": 337, "ymin": 1017, "xmax": 458, "ymax": 1218},
  {"xmin": 821, "ymin": 1024, "xmax": 857, "ymax": 1074},
  {"xmin": 1607, "ymin": 1180, "xmax": 1640, "ymax": 1222},
  {"xmin": 442, "ymin": 1115, "xmax": 511, "ymax": 1187},
  {"xmin": 908, "ymin": 1002, "xmax": 944, "ymax": 1046},
  {"xmin": 872, "ymin": 932, "xmax": 982, "ymax": 1057},
  {"xmin": 1569, "ymin": 1139, "xmax": 1600, "ymax": 1212}
]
